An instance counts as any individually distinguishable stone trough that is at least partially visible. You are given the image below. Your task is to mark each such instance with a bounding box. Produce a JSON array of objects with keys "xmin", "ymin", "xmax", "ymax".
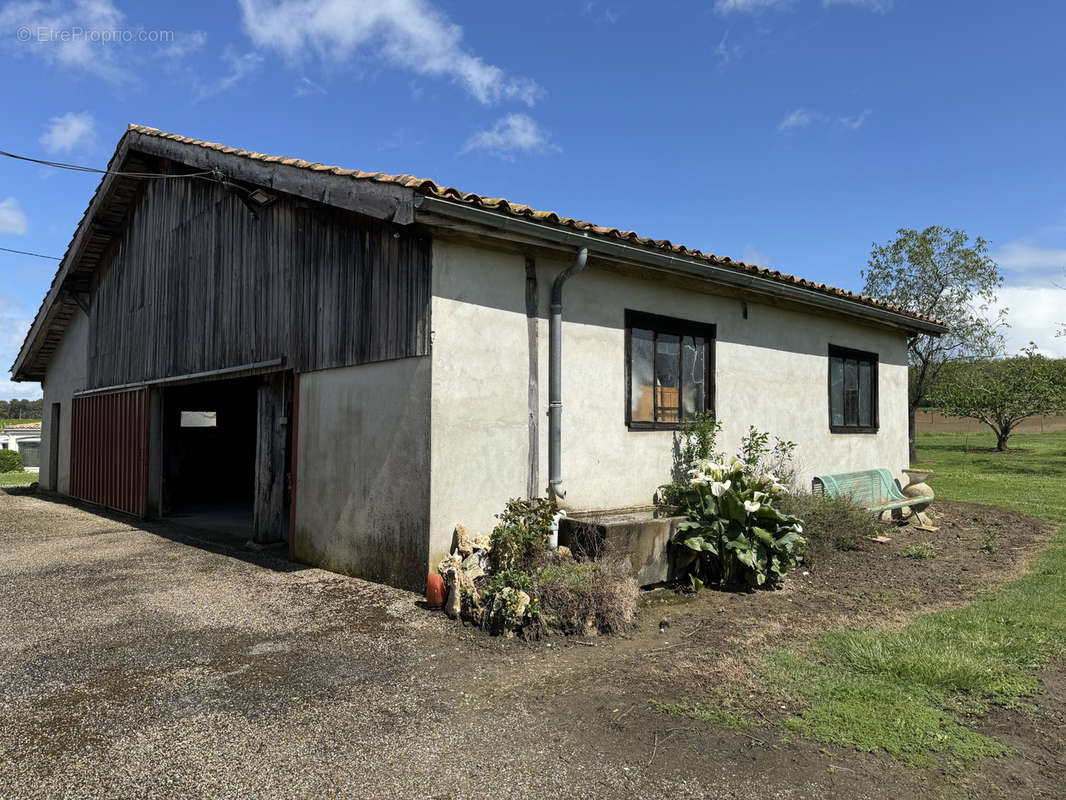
[{"xmin": 558, "ymin": 509, "xmax": 688, "ymax": 587}]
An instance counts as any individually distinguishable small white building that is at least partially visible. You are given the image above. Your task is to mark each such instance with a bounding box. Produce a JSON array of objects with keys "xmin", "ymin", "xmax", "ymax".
[
  {"xmin": 0, "ymin": 422, "xmax": 42, "ymax": 471},
  {"xmin": 12, "ymin": 125, "xmax": 946, "ymax": 590}
]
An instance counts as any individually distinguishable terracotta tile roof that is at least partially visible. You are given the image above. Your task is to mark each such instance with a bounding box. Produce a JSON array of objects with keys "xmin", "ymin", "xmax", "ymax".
[
  {"xmin": 126, "ymin": 125, "xmax": 944, "ymax": 328},
  {"xmin": 11, "ymin": 123, "xmax": 947, "ymax": 381}
]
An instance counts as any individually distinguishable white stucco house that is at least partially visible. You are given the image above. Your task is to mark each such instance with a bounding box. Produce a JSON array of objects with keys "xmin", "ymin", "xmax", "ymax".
[
  {"xmin": 12, "ymin": 125, "xmax": 946, "ymax": 590},
  {"xmin": 0, "ymin": 422, "xmax": 42, "ymax": 471}
]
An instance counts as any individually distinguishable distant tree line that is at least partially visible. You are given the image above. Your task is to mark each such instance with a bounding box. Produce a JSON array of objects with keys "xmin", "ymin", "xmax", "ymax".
[{"xmin": 0, "ymin": 399, "xmax": 44, "ymax": 419}]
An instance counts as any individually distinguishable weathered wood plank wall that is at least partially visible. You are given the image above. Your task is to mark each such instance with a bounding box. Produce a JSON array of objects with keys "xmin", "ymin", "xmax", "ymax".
[{"xmin": 87, "ymin": 176, "xmax": 431, "ymax": 389}]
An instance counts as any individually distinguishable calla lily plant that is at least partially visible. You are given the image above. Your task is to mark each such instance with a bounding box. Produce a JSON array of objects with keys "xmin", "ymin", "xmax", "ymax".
[{"xmin": 672, "ymin": 457, "xmax": 806, "ymax": 590}]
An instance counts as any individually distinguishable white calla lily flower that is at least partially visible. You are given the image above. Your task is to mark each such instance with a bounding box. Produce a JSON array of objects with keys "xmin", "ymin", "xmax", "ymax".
[
  {"xmin": 743, "ymin": 500, "xmax": 761, "ymax": 513},
  {"xmin": 710, "ymin": 480, "xmax": 731, "ymax": 497}
]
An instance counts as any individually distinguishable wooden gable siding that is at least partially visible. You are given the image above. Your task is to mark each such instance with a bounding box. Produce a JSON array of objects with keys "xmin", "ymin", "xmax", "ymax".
[{"xmin": 87, "ymin": 176, "xmax": 430, "ymax": 389}]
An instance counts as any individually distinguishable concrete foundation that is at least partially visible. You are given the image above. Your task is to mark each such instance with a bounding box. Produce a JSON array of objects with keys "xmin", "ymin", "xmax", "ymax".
[{"xmin": 559, "ymin": 510, "xmax": 688, "ymax": 587}]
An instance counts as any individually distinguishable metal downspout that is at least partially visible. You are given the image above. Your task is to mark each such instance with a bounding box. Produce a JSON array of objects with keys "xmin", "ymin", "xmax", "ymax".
[{"xmin": 547, "ymin": 246, "xmax": 589, "ymax": 502}]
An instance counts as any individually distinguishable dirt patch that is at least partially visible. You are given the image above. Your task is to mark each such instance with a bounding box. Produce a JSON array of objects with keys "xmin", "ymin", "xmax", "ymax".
[
  {"xmin": 427, "ymin": 500, "xmax": 1059, "ymax": 797},
  {"xmin": 548, "ymin": 501, "xmax": 1054, "ymax": 696}
]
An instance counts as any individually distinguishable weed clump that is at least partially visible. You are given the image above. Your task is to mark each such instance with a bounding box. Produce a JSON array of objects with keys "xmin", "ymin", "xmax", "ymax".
[
  {"xmin": 899, "ymin": 541, "xmax": 937, "ymax": 560},
  {"xmin": 536, "ymin": 558, "xmax": 639, "ymax": 635},
  {"xmin": 781, "ymin": 492, "xmax": 878, "ymax": 553}
]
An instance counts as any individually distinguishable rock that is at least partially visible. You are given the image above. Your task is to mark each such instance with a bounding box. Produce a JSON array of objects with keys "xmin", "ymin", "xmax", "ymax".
[
  {"xmin": 511, "ymin": 590, "xmax": 530, "ymax": 619},
  {"xmin": 556, "ymin": 546, "xmax": 573, "ymax": 561},
  {"xmin": 485, "ymin": 587, "xmax": 530, "ymax": 637},
  {"xmin": 456, "ymin": 565, "xmax": 476, "ymax": 595},
  {"xmin": 444, "ymin": 568, "xmax": 461, "ymax": 620},
  {"xmin": 461, "ymin": 585, "xmax": 485, "ymax": 625},
  {"xmin": 461, "ymin": 552, "xmax": 485, "ymax": 582},
  {"xmin": 471, "ymin": 534, "xmax": 492, "ymax": 553},
  {"xmin": 454, "ymin": 525, "xmax": 474, "ymax": 558},
  {"xmin": 437, "ymin": 553, "xmax": 462, "ymax": 577}
]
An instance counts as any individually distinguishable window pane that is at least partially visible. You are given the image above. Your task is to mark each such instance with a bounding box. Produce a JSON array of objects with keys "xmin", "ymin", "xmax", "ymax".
[
  {"xmin": 19, "ymin": 440, "xmax": 40, "ymax": 468},
  {"xmin": 844, "ymin": 359, "xmax": 859, "ymax": 426},
  {"xmin": 181, "ymin": 411, "xmax": 217, "ymax": 428},
  {"xmin": 681, "ymin": 336, "xmax": 706, "ymax": 420},
  {"xmin": 655, "ymin": 333, "xmax": 680, "ymax": 423},
  {"xmin": 858, "ymin": 360, "xmax": 873, "ymax": 427},
  {"xmin": 830, "ymin": 358, "xmax": 844, "ymax": 426},
  {"xmin": 630, "ymin": 328, "xmax": 655, "ymax": 422}
]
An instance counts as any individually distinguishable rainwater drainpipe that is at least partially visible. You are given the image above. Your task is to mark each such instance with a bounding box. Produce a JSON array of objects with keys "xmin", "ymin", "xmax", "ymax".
[{"xmin": 547, "ymin": 246, "xmax": 589, "ymax": 503}]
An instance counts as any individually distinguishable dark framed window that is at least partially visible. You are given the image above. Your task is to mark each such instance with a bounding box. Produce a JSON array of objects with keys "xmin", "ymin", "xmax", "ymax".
[
  {"xmin": 626, "ymin": 310, "xmax": 715, "ymax": 430},
  {"xmin": 828, "ymin": 345, "xmax": 878, "ymax": 433}
]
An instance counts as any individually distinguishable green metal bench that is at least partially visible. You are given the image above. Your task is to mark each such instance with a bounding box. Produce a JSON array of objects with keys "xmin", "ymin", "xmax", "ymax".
[{"xmin": 812, "ymin": 468, "xmax": 922, "ymax": 516}]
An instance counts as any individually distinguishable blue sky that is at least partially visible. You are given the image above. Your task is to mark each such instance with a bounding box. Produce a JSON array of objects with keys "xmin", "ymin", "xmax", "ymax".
[{"xmin": 1, "ymin": 0, "xmax": 1064, "ymax": 399}]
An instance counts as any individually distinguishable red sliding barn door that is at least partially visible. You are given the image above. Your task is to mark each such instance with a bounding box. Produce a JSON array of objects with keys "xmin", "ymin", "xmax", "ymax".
[{"xmin": 70, "ymin": 388, "xmax": 149, "ymax": 517}]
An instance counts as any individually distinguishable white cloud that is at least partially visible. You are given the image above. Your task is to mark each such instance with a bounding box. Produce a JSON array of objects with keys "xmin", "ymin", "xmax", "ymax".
[
  {"xmin": 994, "ymin": 240, "xmax": 1066, "ymax": 278},
  {"xmin": 195, "ymin": 48, "xmax": 263, "ymax": 100},
  {"xmin": 160, "ymin": 30, "xmax": 207, "ymax": 63},
  {"xmin": 1, "ymin": 1, "xmax": 209, "ymax": 87},
  {"xmin": 989, "ymin": 286, "xmax": 1066, "ymax": 358},
  {"xmin": 715, "ymin": 0, "xmax": 790, "ymax": 13},
  {"xmin": 823, "ymin": 0, "xmax": 893, "ymax": 11},
  {"xmin": 294, "ymin": 75, "xmax": 326, "ymax": 97},
  {"xmin": 779, "ymin": 108, "xmax": 819, "ymax": 131},
  {"xmin": 838, "ymin": 109, "xmax": 871, "ymax": 130},
  {"xmin": 461, "ymin": 114, "xmax": 556, "ymax": 158},
  {"xmin": 717, "ymin": 0, "xmax": 890, "ymax": 11},
  {"xmin": 0, "ymin": 0, "xmax": 128, "ymax": 82},
  {"xmin": 39, "ymin": 111, "xmax": 96, "ymax": 153},
  {"xmin": 715, "ymin": 30, "xmax": 745, "ymax": 65},
  {"xmin": 238, "ymin": 0, "xmax": 541, "ymax": 106},
  {"xmin": 779, "ymin": 108, "xmax": 871, "ymax": 132},
  {"xmin": 583, "ymin": 2, "xmax": 620, "ymax": 23},
  {"xmin": 0, "ymin": 295, "xmax": 39, "ymax": 397},
  {"xmin": 0, "ymin": 198, "xmax": 28, "ymax": 235}
]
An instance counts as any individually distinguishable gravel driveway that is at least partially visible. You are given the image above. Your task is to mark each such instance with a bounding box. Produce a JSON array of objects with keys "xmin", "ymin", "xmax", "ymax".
[{"xmin": 0, "ymin": 491, "xmax": 1040, "ymax": 799}]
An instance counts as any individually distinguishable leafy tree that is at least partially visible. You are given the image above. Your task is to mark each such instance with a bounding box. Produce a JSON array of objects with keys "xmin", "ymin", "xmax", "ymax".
[
  {"xmin": 863, "ymin": 226, "xmax": 1007, "ymax": 461},
  {"xmin": 930, "ymin": 348, "xmax": 1066, "ymax": 451}
]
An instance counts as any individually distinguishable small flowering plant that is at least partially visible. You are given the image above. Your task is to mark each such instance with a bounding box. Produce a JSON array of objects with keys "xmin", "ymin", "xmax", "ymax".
[
  {"xmin": 490, "ymin": 497, "xmax": 558, "ymax": 572},
  {"xmin": 672, "ymin": 456, "xmax": 806, "ymax": 590}
]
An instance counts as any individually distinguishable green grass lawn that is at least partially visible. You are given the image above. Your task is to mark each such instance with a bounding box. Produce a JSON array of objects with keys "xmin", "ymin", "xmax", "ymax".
[
  {"xmin": 0, "ymin": 418, "xmax": 41, "ymax": 428},
  {"xmin": 0, "ymin": 471, "xmax": 39, "ymax": 487},
  {"xmin": 768, "ymin": 429, "xmax": 1066, "ymax": 764}
]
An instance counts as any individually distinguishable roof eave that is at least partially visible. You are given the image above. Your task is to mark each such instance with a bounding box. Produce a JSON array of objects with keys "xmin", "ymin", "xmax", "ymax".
[
  {"xmin": 10, "ymin": 133, "xmax": 137, "ymax": 382},
  {"xmin": 414, "ymin": 195, "xmax": 948, "ymax": 337}
]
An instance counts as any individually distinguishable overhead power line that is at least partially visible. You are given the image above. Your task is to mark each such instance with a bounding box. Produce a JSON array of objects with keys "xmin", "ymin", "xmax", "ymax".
[
  {"xmin": 0, "ymin": 148, "xmax": 217, "ymax": 180},
  {"xmin": 0, "ymin": 246, "xmax": 61, "ymax": 261}
]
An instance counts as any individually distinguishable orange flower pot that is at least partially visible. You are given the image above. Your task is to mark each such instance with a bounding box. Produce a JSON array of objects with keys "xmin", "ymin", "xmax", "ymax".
[{"xmin": 426, "ymin": 573, "xmax": 446, "ymax": 608}]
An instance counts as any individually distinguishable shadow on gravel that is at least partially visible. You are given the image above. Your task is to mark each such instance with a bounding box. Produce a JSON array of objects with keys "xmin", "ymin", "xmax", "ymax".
[{"xmin": 20, "ymin": 488, "xmax": 311, "ymax": 575}]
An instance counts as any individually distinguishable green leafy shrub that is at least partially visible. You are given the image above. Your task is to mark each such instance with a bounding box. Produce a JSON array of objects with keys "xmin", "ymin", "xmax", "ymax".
[
  {"xmin": 0, "ymin": 450, "xmax": 24, "ymax": 473},
  {"xmin": 536, "ymin": 558, "xmax": 639, "ymax": 635},
  {"xmin": 780, "ymin": 492, "xmax": 877, "ymax": 553},
  {"xmin": 489, "ymin": 496, "xmax": 558, "ymax": 572},
  {"xmin": 672, "ymin": 412, "xmax": 723, "ymax": 482},
  {"xmin": 660, "ymin": 413, "xmax": 724, "ymax": 507},
  {"xmin": 481, "ymin": 568, "xmax": 536, "ymax": 599},
  {"xmin": 671, "ymin": 457, "xmax": 805, "ymax": 589},
  {"xmin": 739, "ymin": 425, "xmax": 798, "ymax": 490}
]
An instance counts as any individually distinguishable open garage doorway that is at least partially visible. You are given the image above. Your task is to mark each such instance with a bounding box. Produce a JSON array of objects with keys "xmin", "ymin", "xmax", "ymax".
[{"xmin": 160, "ymin": 371, "xmax": 291, "ymax": 548}]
